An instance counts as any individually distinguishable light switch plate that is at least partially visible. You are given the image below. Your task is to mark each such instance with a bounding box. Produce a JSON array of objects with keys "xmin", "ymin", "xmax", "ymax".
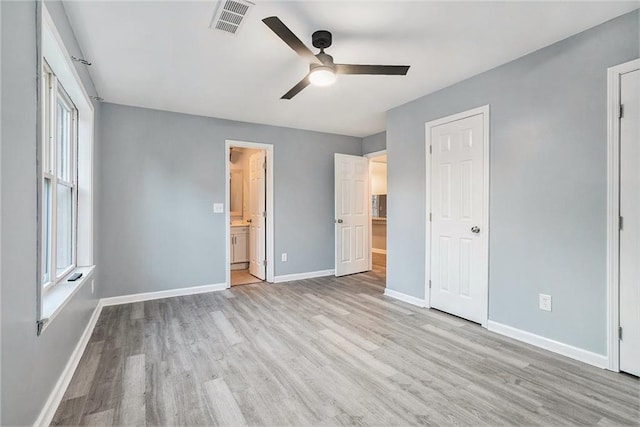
[
  {"xmin": 281, "ymin": 253, "xmax": 287, "ymax": 262},
  {"xmin": 213, "ymin": 203, "xmax": 224, "ymax": 213}
]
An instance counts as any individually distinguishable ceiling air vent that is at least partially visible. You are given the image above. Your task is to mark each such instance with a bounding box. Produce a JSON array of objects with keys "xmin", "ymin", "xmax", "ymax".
[{"xmin": 210, "ymin": 0, "xmax": 255, "ymax": 35}]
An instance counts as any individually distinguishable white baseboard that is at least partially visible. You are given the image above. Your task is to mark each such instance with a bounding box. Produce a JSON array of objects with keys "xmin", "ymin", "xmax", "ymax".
[
  {"xmin": 384, "ymin": 288, "xmax": 427, "ymax": 308},
  {"xmin": 35, "ymin": 300, "xmax": 104, "ymax": 427},
  {"xmin": 101, "ymin": 282, "xmax": 228, "ymax": 306},
  {"xmin": 372, "ymin": 248, "xmax": 387, "ymax": 255},
  {"xmin": 487, "ymin": 320, "xmax": 608, "ymax": 369},
  {"xmin": 273, "ymin": 269, "xmax": 335, "ymax": 283}
]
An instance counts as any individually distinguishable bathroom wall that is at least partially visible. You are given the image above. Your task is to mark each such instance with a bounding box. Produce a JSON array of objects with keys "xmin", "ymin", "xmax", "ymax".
[
  {"xmin": 242, "ymin": 148, "xmax": 262, "ymax": 224},
  {"xmin": 229, "ymin": 147, "xmax": 262, "ymax": 223},
  {"xmin": 370, "ymin": 162, "xmax": 387, "ymax": 196}
]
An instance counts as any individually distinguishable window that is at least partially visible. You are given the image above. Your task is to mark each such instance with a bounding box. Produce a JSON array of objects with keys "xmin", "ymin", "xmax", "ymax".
[
  {"xmin": 41, "ymin": 61, "xmax": 78, "ymax": 291},
  {"xmin": 37, "ymin": 5, "xmax": 95, "ymax": 333}
]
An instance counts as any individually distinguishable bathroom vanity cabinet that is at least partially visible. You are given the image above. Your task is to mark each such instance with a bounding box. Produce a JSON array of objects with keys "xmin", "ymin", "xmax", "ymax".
[{"xmin": 230, "ymin": 226, "xmax": 249, "ymax": 264}]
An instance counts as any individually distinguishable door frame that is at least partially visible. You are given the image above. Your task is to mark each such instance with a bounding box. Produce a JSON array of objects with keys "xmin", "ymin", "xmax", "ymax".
[
  {"xmin": 606, "ymin": 58, "xmax": 640, "ymax": 372},
  {"xmin": 225, "ymin": 140, "xmax": 275, "ymax": 287},
  {"xmin": 424, "ymin": 105, "xmax": 490, "ymax": 327},
  {"xmin": 364, "ymin": 149, "xmax": 387, "ymax": 271}
]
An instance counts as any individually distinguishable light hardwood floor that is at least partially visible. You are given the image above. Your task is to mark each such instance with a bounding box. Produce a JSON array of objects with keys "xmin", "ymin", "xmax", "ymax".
[
  {"xmin": 53, "ymin": 269, "xmax": 639, "ymax": 426},
  {"xmin": 230, "ymin": 269, "xmax": 263, "ymax": 286}
]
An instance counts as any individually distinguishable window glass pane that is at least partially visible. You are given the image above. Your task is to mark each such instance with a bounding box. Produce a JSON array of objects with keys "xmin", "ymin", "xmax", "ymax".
[
  {"xmin": 42, "ymin": 178, "xmax": 52, "ymax": 284},
  {"xmin": 56, "ymin": 100, "xmax": 64, "ymax": 179},
  {"xmin": 56, "ymin": 98, "xmax": 71, "ymax": 181},
  {"xmin": 44, "ymin": 72, "xmax": 53, "ymax": 174},
  {"xmin": 56, "ymin": 183, "xmax": 73, "ymax": 277},
  {"xmin": 48, "ymin": 108, "xmax": 54, "ymax": 174}
]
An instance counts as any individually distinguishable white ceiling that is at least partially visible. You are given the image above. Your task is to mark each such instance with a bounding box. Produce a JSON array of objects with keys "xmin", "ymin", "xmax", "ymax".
[{"xmin": 63, "ymin": 1, "xmax": 639, "ymax": 137}]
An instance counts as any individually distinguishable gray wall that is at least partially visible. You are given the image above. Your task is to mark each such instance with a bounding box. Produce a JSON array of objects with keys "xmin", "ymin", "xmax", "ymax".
[
  {"xmin": 1, "ymin": 1, "xmax": 101, "ymax": 424},
  {"xmin": 98, "ymin": 103, "xmax": 361, "ymax": 298},
  {"xmin": 363, "ymin": 131, "xmax": 386, "ymax": 154},
  {"xmin": 386, "ymin": 10, "xmax": 639, "ymax": 355}
]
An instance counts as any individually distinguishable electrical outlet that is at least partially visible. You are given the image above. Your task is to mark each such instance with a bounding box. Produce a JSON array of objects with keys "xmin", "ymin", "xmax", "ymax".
[
  {"xmin": 213, "ymin": 203, "xmax": 224, "ymax": 213},
  {"xmin": 281, "ymin": 253, "xmax": 287, "ymax": 262},
  {"xmin": 91, "ymin": 280, "xmax": 95, "ymax": 294},
  {"xmin": 539, "ymin": 294, "xmax": 552, "ymax": 312}
]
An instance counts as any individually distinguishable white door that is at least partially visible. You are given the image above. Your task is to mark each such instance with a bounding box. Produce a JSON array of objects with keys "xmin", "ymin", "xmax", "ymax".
[
  {"xmin": 249, "ymin": 151, "xmax": 266, "ymax": 280},
  {"xmin": 619, "ymin": 69, "xmax": 640, "ymax": 376},
  {"xmin": 335, "ymin": 154, "xmax": 370, "ymax": 276},
  {"xmin": 430, "ymin": 112, "xmax": 487, "ymax": 324}
]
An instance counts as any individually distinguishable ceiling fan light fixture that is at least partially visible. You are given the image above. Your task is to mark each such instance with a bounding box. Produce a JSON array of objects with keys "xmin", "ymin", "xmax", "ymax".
[
  {"xmin": 262, "ymin": 16, "xmax": 410, "ymax": 99},
  {"xmin": 309, "ymin": 65, "xmax": 337, "ymax": 87}
]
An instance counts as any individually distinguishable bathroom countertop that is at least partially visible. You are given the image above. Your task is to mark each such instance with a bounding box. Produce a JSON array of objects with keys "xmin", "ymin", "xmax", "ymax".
[{"xmin": 231, "ymin": 221, "xmax": 249, "ymax": 227}]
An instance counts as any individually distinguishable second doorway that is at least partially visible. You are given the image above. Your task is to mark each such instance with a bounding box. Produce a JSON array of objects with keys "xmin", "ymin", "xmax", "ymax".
[{"xmin": 229, "ymin": 145, "xmax": 268, "ymax": 286}]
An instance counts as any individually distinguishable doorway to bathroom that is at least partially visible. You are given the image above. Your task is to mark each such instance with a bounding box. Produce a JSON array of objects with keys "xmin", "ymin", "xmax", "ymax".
[
  {"xmin": 225, "ymin": 140, "xmax": 274, "ymax": 287},
  {"xmin": 366, "ymin": 150, "xmax": 387, "ymax": 279}
]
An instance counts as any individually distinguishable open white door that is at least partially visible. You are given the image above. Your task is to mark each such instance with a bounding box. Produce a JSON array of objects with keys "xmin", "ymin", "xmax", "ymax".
[
  {"xmin": 249, "ymin": 151, "xmax": 266, "ymax": 280},
  {"xmin": 619, "ymin": 68, "xmax": 640, "ymax": 377},
  {"xmin": 429, "ymin": 111, "xmax": 488, "ymax": 324},
  {"xmin": 335, "ymin": 154, "xmax": 370, "ymax": 277}
]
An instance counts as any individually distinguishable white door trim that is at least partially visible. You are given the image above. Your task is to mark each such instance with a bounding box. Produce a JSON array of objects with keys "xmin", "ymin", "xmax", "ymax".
[
  {"xmin": 364, "ymin": 149, "xmax": 387, "ymax": 158},
  {"xmin": 606, "ymin": 58, "xmax": 640, "ymax": 372},
  {"xmin": 364, "ymin": 149, "xmax": 387, "ymax": 271},
  {"xmin": 424, "ymin": 105, "xmax": 490, "ymax": 328},
  {"xmin": 225, "ymin": 140, "xmax": 275, "ymax": 286}
]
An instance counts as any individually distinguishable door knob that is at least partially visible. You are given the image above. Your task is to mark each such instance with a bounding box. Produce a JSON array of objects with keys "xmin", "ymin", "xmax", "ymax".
[
  {"xmin": 336, "ymin": 219, "xmax": 343, "ymax": 223},
  {"xmin": 471, "ymin": 226, "xmax": 480, "ymax": 234}
]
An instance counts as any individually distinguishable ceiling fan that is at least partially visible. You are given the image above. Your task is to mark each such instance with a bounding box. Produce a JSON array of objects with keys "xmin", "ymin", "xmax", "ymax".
[{"xmin": 262, "ymin": 16, "xmax": 410, "ymax": 100}]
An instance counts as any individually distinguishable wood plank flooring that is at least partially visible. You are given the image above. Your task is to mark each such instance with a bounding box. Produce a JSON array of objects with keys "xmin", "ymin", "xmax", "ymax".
[
  {"xmin": 230, "ymin": 269, "xmax": 263, "ymax": 286},
  {"xmin": 53, "ymin": 269, "xmax": 639, "ymax": 426}
]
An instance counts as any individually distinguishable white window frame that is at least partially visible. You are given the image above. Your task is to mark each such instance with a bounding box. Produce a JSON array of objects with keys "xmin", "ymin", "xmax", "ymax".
[
  {"xmin": 37, "ymin": 3, "xmax": 95, "ymax": 334},
  {"xmin": 41, "ymin": 60, "xmax": 79, "ymax": 293}
]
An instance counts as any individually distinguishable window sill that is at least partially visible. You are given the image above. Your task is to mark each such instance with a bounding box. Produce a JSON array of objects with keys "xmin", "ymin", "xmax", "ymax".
[{"xmin": 40, "ymin": 265, "xmax": 96, "ymax": 334}]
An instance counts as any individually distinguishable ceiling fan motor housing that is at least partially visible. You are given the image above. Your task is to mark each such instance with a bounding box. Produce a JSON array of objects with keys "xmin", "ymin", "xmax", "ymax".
[
  {"xmin": 312, "ymin": 30, "xmax": 332, "ymax": 50},
  {"xmin": 314, "ymin": 52, "xmax": 335, "ymax": 68}
]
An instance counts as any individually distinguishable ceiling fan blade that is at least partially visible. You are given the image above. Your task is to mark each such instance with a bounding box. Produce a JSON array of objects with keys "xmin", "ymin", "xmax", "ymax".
[
  {"xmin": 263, "ymin": 17, "xmax": 321, "ymax": 65},
  {"xmin": 335, "ymin": 64, "xmax": 410, "ymax": 75},
  {"xmin": 281, "ymin": 75, "xmax": 311, "ymax": 100}
]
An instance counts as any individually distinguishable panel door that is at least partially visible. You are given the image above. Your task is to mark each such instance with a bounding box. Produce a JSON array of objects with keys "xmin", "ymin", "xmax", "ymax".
[
  {"xmin": 619, "ymin": 69, "xmax": 640, "ymax": 376},
  {"xmin": 430, "ymin": 113, "xmax": 486, "ymax": 323},
  {"xmin": 249, "ymin": 151, "xmax": 266, "ymax": 280},
  {"xmin": 335, "ymin": 154, "xmax": 370, "ymax": 277}
]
